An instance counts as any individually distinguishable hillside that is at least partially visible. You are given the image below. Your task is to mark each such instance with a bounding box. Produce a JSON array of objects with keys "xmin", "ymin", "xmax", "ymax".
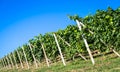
[
  {"xmin": 0, "ymin": 52, "xmax": 120, "ymax": 72},
  {"xmin": 0, "ymin": 7, "xmax": 120, "ymax": 72}
]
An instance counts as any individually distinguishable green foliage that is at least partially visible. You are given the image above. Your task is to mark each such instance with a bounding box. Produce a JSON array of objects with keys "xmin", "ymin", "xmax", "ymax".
[{"xmin": 1, "ymin": 7, "xmax": 120, "ymax": 67}]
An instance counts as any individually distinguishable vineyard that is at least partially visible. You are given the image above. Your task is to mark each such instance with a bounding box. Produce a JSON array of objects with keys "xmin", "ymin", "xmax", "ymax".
[{"xmin": 0, "ymin": 7, "xmax": 120, "ymax": 71}]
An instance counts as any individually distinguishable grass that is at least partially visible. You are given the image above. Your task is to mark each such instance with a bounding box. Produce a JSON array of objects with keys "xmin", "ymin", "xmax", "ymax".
[{"xmin": 1, "ymin": 53, "xmax": 120, "ymax": 72}]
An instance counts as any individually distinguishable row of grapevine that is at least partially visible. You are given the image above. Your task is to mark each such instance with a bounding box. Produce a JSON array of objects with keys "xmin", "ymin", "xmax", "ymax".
[{"xmin": 0, "ymin": 7, "xmax": 120, "ymax": 69}]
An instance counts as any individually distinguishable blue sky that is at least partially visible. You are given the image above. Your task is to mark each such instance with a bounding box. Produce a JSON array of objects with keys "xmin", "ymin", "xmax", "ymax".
[{"xmin": 0, "ymin": 0, "xmax": 120, "ymax": 58}]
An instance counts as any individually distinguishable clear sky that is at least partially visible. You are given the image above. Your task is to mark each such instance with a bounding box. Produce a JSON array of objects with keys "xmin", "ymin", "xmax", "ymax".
[{"xmin": 0, "ymin": 0, "xmax": 120, "ymax": 58}]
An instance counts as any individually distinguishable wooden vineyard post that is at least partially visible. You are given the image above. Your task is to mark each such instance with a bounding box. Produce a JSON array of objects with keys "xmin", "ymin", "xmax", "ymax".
[
  {"xmin": 6, "ymin": 56, "xmax": 11, "ymax": 69},
  {"xmin": 57, "ymin": 34, "xmax": 87, "ymax": 61},
  {"xmin": 57, "ymin": 34, "xmax": 71, "ymax": 46},
  {"xmin": 30, "ymin": 44, "xmax": 41, "ymax": 65},
  {"xmin": 41, "ymin": 43, "xmax": 50, "ymax": 67},
  {"xmin": 29, "ymin": 43, "xmax": 38, "ymax": 68},
  {"xmin": 3, "ymin": 58, "xmax": 7, "ymax": 68},
  {"xmin": 82, "ymin": 35, "xmax": 95, "ymax": 65},
  {"xmin": 76, "ymin": 20, "xmax": 95, "ymax": 65},
  {"xmin": 2, "ymin": 59, "xmax": 4, "ymax": 68},
  {"xmin": 12, "ymin": 52, "xmax": 18, "ymax": 69},
  {"xmin": 1, "ymin": 59, "xmax": 5, "ymax": 68},
  {"xmin": 100, "ymin": 39, "xmax": 120, "ymax": 57},
  {"xmin": 53, "ymin": 33, "xmax": 66, "ymax": 66},
  {"xmin": 3, "ymin": 58, "xmax": 8, "ymax": 68},
  {"xmin": 16, "ymin": 50, "xmax": 24, "ymax": 69},
  {"xmin": 79, "ymin": 54, "xmax": 87, "ymax": 61},
  {"xmin": 22, "ymin": 47, "xmax": 29, "ymax": 69},
  {"xmin": 8, "ymin": 54, "xmax": 14, "ymax": 68},
  {"xmin": 2, "ymin": 59, "xmax": 7, "ymax": 68},
  {"xmin": 112, "ymin": 49, "xmax": 120, "ymax": 57},
  {"xmin": 4, "ymin": 58, "xmax": 8, "ymax": 68}
]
